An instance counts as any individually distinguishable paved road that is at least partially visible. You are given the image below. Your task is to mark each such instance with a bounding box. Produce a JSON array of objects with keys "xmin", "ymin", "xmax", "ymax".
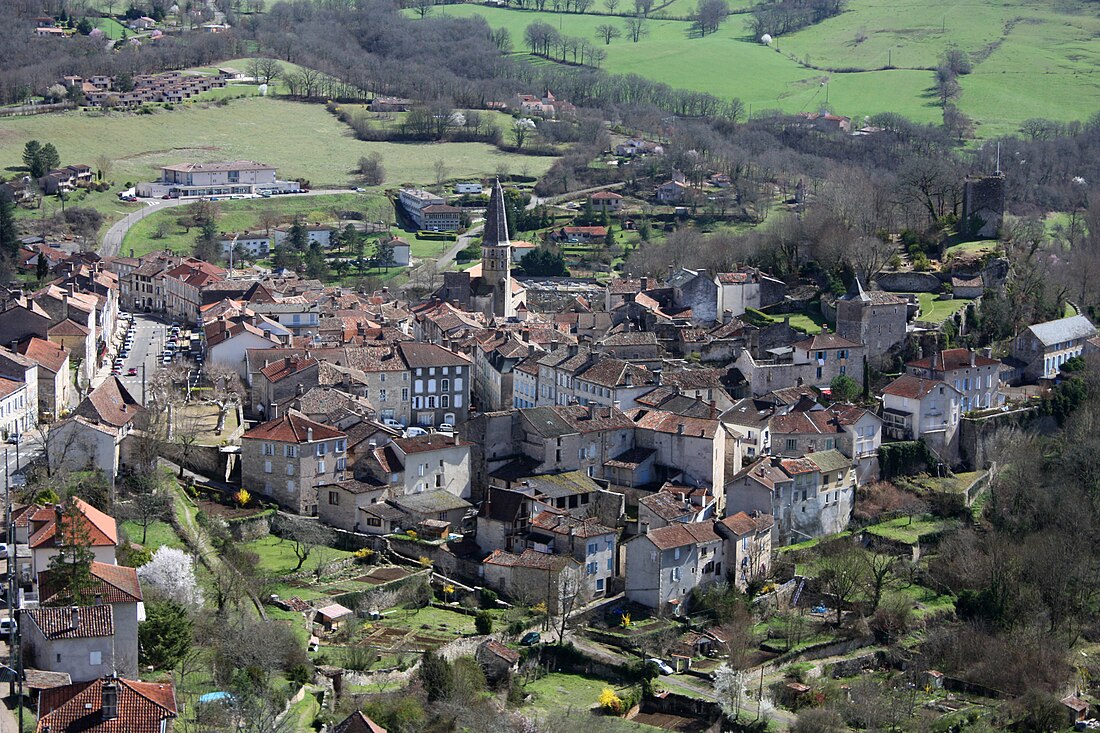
[
  {"xmin": 99, "ymin": 189, "xmax": 360, "ymax": 258},
  {"xmin": 111, "ymin": 314, "xmax": 171, "ymax": 405}
]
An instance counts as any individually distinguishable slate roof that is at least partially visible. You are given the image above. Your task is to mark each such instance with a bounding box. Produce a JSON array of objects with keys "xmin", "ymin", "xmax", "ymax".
[
  {"xmin": 37, "ymin": 676, "xmax": 177, "ymax": 733},
  {"xmin": 478, "ymin": 487, "xmax": 531, "ymax": 521},
  {"xmin": 391, "ymin": 490, "xmax": 472, "ymax": 514},
  {"xmin": 577, "ymin": 358, "xmax": 657, "ymax": 389},
  {"xmin": 628, "ymin": 408, "xmax": 719, "ymax": 438},
  {"xmin": 1026, "ymin": 314, "xmax": 1097, "ymax": 346},
  {"xmin": 480, "ymin": 639, "xmax": 521, "ymax": 665},
  {"xmin": 529, "ymin": 510, "xmax": 613, "ymax": 538},
  {"xmin": 638, "ymin": 491, "xmax": 696, "ymax": 522},
  {"xmin": 483, "ymin": 548, "xmax": 576, "ymax": 570}
]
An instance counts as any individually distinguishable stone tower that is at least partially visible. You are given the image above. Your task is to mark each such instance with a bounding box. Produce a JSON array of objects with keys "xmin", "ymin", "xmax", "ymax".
[
  {"xmin": 482, "ymin": 179, "xmax": 514, "ymax": 318},
  {"xmin": 961, "ymin": 173, "xmax": 1005, "ymax": 238}
]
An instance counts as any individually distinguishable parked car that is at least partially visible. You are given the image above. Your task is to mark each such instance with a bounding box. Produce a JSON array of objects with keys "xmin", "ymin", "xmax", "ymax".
[
  {"xmin": 382, "ymin": 418, "xmax": 403, "ymax": 429},
  {"xmin": 437, "ymin": 423, "xmax": 455, "ymax": 434},
  {"xmin": 520, "ymin": 631, "xmax": 541, "ymax": 646},
  {"xmin": 404, "ymin": 427, "xmax": 429, "ymax": 438},
  {"xmin": 127, "ymin": 367, "xmax": 138, "ymax": 376},
  {"xmin": 646, "ymin": 658, "xmax": 674, "ymax": 675},
  {"xmin": 0, "ymin": 618, "xmax": 16, "ymax": 636}
]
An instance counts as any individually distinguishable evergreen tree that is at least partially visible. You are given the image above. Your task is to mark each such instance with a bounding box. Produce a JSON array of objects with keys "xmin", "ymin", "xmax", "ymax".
[
  {"xmin": 304, "ymin": 243, "xmax": 329, "ymax": 279},
  {"xmin": 272, "ymin": 244, "xmax": 298, "ymax": 272},
  {"xmin": 36, "ymin": 252, "xmax": 50, "ymax": 281},
  {"xmin": 76, "ymin": 16, "xmax": 93, "ymax": 34},
  {"xmin": 193, "ymin": 213, "xmax": 221, "ymax": 263},
  {"xmin": 374, "ymin": 237, "xmax": 395, "ymax": 272},
  {"xmin": 47, "ymin": 501, "xmax": 96, "ymax": 605},
  {"xmin": 0, "ymin": 195, "xmax": 18, "ymax": 259},
  {"xmin": 139, "ymin": 600, "xmax": 193, "ymax": 669},
  {"xmin": 39, "ymin": 143, "xmax": 61, "ymax": 174},
  {"xmin": 288, "ymin": 217, "xmax": 308, "ymax": 252},
  {"xmin": 417, "ymin": 650, "xmax": 453, "ymax": 702},
  {"xmin": 22, "ymin": 140, "xmax": 42, "ymax": 173}
]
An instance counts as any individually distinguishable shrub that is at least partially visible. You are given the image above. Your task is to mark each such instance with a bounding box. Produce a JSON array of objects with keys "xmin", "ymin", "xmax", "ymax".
[
  {"xmin": 479, "ymin": 588, "xmax": 499, "ymax": 609},
  {"xmin": 475, "ymin": 611, "xmax": 493, "ymax": 635},
  {"xmin": 599, "ymin": 687, "xmax": 624, "ymax": 716}
]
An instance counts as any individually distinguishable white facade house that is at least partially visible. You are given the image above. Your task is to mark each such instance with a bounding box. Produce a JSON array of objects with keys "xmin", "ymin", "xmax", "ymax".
[
  {"xmin": 137, "ymin": 161, "xmax": 301, "ymax": 198},
  {"xmin": 220, "ymin": 232, "xmax": 272, "ymax": 258}
]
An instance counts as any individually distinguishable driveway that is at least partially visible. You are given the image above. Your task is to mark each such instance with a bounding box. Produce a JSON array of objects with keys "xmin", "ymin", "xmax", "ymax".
[{"xmin": 99, "ymin": 189, "xmax": 360, "ymax": 258}]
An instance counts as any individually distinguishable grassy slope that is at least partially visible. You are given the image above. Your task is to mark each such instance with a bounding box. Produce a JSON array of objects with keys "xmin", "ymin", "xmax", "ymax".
[
  {"xmin": 0, "ymin": 97, "xmax": 558, "ymax": 190},
  {"xmin": 243, "ymin": 534, "xmax": 356, "ymax": 576},
  {"xmin": 120, "ymin": 193, "xmax": 373, "ymax": 258},
  {"xmin": 443, "ymin": 0, "xmax": 1100, "ymax": 134}
]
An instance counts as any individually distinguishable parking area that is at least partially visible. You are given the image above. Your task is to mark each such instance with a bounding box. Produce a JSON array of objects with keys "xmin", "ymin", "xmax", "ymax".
[{"xmin": 111, "ymin": 314, "xmax": 199, "ymax": 403}]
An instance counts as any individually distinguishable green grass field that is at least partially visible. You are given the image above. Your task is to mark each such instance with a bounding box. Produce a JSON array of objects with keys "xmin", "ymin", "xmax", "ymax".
[
  {"xmin": 521, "ymin": 673, "xmax": 665, "ymax": 732},
  {"xmin": 0, "ymin": 96, "xmax": 558, "ymax": 192},
  {"xmin": 120, "ymin": 519, "xmax": 185, "ymax": 551},
  {"xmin": 441, "ymin": 0, "xmax": 1100, "ymax": 135},
  {"xmin": 92, "ymin": 17, "xmax": 129, "ymax": 39},
  {"xmin": 121, "ymin": 193, "xmax": 377, "ymax": 258},
  {"xmin": 864, "ymin": 515, "xmax": 952, "ymax": 545},
  {"xmin": 917, "ymin": 292, "xmax": 972, "ymax": 323},
  {"xmin": 243, "ymin": 535, "xmax": 357, "ymax": 576}
]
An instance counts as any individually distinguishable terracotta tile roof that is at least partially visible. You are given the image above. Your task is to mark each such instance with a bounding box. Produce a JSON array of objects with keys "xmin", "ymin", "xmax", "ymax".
[
  {"xmin": 483, "ymin": 548, "xmax": 577, "ymax": 570},
  {"xmin": 26, "ymin": 604, "xmax": 114, "ymax": 639},
  {"xmin": 335, "ymin": 711, "xmax": 388, "ymax": 733},
  {"xmin": 733, "ymin": 458, "xmax": 792, "ymax": 490},
  {"xmin": 779, "ymin": 457, "xmax": 818, "ymax": 475},
  {"xmin": 243, "ymin": 410, "xmax": 345, "ymax": 443},
  {"xmin": 882, "ymin": 375, "xmax": 954, "ymax": 400},
  {"xmin": 28, "ymin": 499, "xmax": 118, "ymax": 549},
  {"xmin": 529, "ymin": 511, "xmax": 613, "ymax": 538},
  {"xmin": 607, "ymin": 278, "xmax": 642, "ymax": 295},
  {"xmin": 643, "ymin": 522, "xmax": 720, "ymax": 550},
  {"xmin": 17, "ymin": 336, "xmax": 69, "ymax": 373},
  {"xmin": 794, "ymin": 333, "xmax": 860, "ymax": 351},
  {"xmin": 628, "ymin": 408, "xmax": 719, "ymax": 439},
  {"xmin": 604, "ymin": 446, "xmax": 655, "ymax": 469},
  {"xmin": 720, "ymin": 511, "xmax": 774, "ymax": 536},
  {"xmin": 599, "ymin": 331, "xmax": 657, "ymax": 347},
  {"xmin": 73, "ymin": 378, "xmax": 143, "ymax": 428},
  {"xmin": 660, "ymin": 368, "xmax": 723, "ymax": 391},
  {"xmin": 906, "ymin": 348, "xmax": 1000, "ymax": 371},
  {"xmin": 638, "ymin": 491, "xmax": 696, "ymax": 521},
  {"xmin": 577, "ymin": 358, "xmax": 657, "ymax": 389},
  {"xmin": 522, "ymin": 405, "xmax": 635, "ymax": 437},
  {"xmin": 590, "ymin": 190, "xmax": 622, "ymax": 200},
  {"xmin": 0, "ymin": 376, "xmax": 23, "ymax": 400},
  {"xmin": 47, "ymin": 318, "xmax": 90, "ymax": 337},
  {"xmin": 259, "ymin": 355, "xmax": 318, "ymax": 383},
  {"xmin": 480, "ymin": 639, "xmax": 521, "ymax": 665},
  {"xmin": 394, "ymin": 433, "xmax": 465, "ymax": 454},
  {"xmin": 38, "ymin": 562, "xmax": 142, "ymax": 606},
  {"xmin": 37, "ymin": 676, "xmax": 177, "ymax": 733}
]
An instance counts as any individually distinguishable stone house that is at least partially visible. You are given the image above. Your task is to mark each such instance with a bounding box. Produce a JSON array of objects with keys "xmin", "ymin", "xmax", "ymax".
[
  {"xmin": 36, "ymin": 562, "xmax": 143, "ymax": 679},
  {"xmin": 1011, "ymin": 314, "xmax": 1097, "ymax": 382},
  {"xmin": 36, "ymin": 676, "xmax": 178, "ymax": 733},
  {"xmin": 476, "ymin": 640, "xmax": 520, "ymax": 682},
  {"xmin": 317, "ymin": 478, "xmax": 389, "ymax": 533},
  {"xmin": 735, "ymin": 332, "xmax": 864, "ymax": 395},
  {"xmin": 725, "ymin": 451, "xmax": 855, "ymax": 545},
  {"xmin": 721, "ymin": 398, "xmax": 774, "ymax": 460},
  {"xmin": 476, "ymin": 486, "xmax": 538, "ymax": 554},
  {"xmin": 481, "ymin": 548, "xmax": 582, "ymax": 614},
  {"xmin": 361, "ymin": 433, "xmax": 472, "ymax": 499},
  {"xmin": 15, "ymin": 336, "xmax": 71, "ymax": 420},
  {"xmin": 527, "ymin": 510, "xmax": 616, "ymax": 597},
  {"xmin": 906, "ymin": 348, "xmax": 1004, "ymax": 413},
  {"xmin": 589, "ymin": 190, "xmax": 623, "ymax": 213},
  {"xmin": 623, "ymin": 522, "xmax": 725, "ymax": 612},
  {"xmin": 251, "ymin": 355, "xmax": 320, "ymax": 419},
  {"xmin": 573, "ymin": 358, "xmax": 658, "ymax": 410},
  {"xmin": 835, "ymin": 284, "xmax": 908, "ymax": 368},
  {"xmin": 637, "ymin": 484, "xmax": 717, "ymax": 529},
  {"xmin": 22, "ymin": 605, "xmax": 120, "ymax": 683},
  {"xmin": 881, "ymin": 375, "xmax": 962, "ymax": 462},
  {"xmin": 716, "ymin": 512, "xmax": 773, "ymax": 592},
  {"xmin": 399, "ymin": 342, "xmax": 472, "ymax": 427},
  {"xmin": 668, "ymin": 268, "xmax": 718, "ymax": 324},
  {"xmin": 714, "ymin": 269, "xmax": 786, "ymax": 318},
  {"xmin": 240, "ymin": 411, "xmax": 348, "ymax": 515}
]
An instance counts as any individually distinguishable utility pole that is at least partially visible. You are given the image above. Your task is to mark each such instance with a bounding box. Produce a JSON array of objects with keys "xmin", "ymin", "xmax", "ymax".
[{"xmin": 142, "ymin": 361, "xmax": 147, "ymax": 405}]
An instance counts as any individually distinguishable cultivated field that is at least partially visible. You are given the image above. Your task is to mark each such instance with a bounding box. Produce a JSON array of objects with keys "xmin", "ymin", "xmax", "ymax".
[
  {"xmin": 0, "ymin": 96, "xmax": 559, "ymax": 190},
  {"xmin": 442, "ymin": 0, "xmax": 1100, "ymax": 136}
]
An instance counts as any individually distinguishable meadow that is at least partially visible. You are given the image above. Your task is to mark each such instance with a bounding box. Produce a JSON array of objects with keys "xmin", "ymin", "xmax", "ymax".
[
  {"xmin": 441, "ymin": 0, "xmax": 1100, "ymax": 136},
  {"xmin": 0, "ymin": 96, "xmax": 556, "ymax": 189}
]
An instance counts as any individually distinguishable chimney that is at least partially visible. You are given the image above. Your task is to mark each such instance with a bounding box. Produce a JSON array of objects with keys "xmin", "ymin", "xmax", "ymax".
[
  {"xmin": 676, "ymin": 423, "xmax": 685, "ymax": 435},
  {"xmin": 306, "ymin": 427, "xmax": 313, "ymax": 442},
  {"xmin": 640, "ymin": 276, "xmax": 649, "ymax": 290},
  {"xmin": 969, "ymin": 350, "xmax": 976, "ymax": 368},
  {"xmin": 983, "ymin": 347, "xmax": 993, "ymax": 359},
  {"xmin": 62, "ymin": 293, "xmax": 69, "ymax": 322},
  {"xmin": 284, "ymin": 356, "xmax": 291, "ymax": 368},
  {"xmin": 640, "ymin": 521, "xmax": 649, "ymax": 535},
  {"xmin": 70, "ymin": 606, "xmax": 79, "ymax": 630},
  {"xmin": 296, "ymin": 382, "xmax": 304, "ymax": 396},
  {"xmin": 101, "ymin": 676, "xmax": 118, "ymax": 721}
]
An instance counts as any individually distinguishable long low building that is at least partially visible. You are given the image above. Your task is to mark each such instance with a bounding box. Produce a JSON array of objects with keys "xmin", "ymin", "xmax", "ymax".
[{"xmin": 137, "ymin": 161, "xmax": 302, "ymax": 199}]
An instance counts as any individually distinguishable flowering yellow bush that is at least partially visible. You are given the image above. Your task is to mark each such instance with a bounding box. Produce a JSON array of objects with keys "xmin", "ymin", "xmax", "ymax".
[
  {"xmin": 599, "ymin": 687, "xmax": 624, "ymax": 716},
  {"xmin": 620, "ymin": 612, "xmax": 632, "ymax": 627},
  {"xmin": 233, "ymin": 489, "xmax": 251, "ymax": 507}
]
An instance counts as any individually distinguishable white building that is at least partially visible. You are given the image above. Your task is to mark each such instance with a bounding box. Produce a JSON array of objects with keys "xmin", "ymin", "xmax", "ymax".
[{"xmin": 137, "ymin": 161, "xmax": 301, "ymax": 198}]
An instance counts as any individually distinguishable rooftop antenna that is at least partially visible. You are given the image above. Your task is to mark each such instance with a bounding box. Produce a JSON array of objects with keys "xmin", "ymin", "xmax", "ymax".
[{"xmin": 995, "ymin": 141, "xmax": 1001, "ymax": 175}]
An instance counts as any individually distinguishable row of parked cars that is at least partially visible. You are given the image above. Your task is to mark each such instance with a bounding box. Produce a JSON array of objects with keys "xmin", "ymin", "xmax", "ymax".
[{"xmin": 379, "ymin": 419, "xmax": 455, "ymax": 439}]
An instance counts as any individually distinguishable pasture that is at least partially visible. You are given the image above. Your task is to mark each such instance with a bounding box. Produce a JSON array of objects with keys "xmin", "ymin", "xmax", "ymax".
[
  {"xmin": 0, "ymin": 96, "xmax": 558, "ymax": 191},
  {"xmin": 442, "ymin": 0, "xmax": 1100, "ymax": 135}
]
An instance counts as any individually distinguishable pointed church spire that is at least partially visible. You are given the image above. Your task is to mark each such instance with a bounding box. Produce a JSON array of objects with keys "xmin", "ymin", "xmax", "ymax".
[{"xmin": 483, "ymin": 179, "xmax": 511, "ymax": 248}]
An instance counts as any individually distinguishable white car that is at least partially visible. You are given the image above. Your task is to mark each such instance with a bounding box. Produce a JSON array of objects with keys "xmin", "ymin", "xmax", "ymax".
[
  {"xmin": 404, "ymin": 427, "xmax": 429, "ymax": 438},
  {"xmin": 646, "ymin": 658, "xmax": 674, "ymax": 675},
  {"xmin": 0, "ymin": 618, "xmax": 16, "ymax": 636},
  {"xmin": 382, "ymin": 418, "xmax": 403, "ymax": 429},
  {"xmin": 437, "ymin": 423, "xmax": 455, "ymax": 434}
]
